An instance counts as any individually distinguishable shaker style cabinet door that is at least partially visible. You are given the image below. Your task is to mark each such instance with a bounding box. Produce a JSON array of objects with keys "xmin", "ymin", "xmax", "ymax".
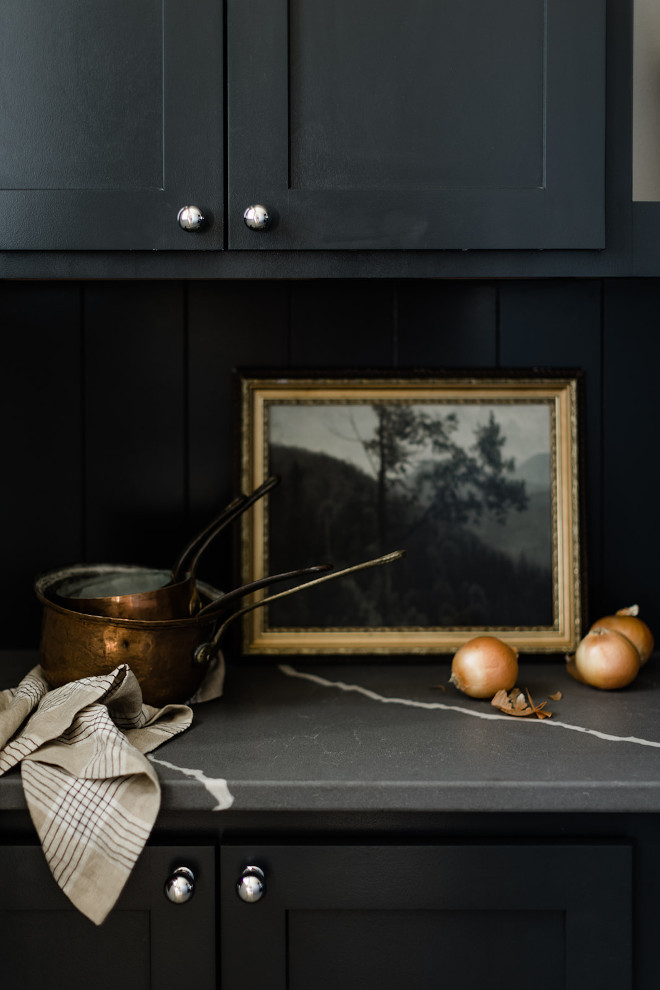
[
  {"xmin": 227, "ymin": 0, "xmax": 605, "ymax": 250},
  {"xmin": 1, "ymin": 844, "xmax": 216, "ymax": 990},
  {"xmin": 221, "ymin": 843, "xmax": 632, "ymax": 990},
  {"xmin": 0, "ymin": 0, "xmax": 223, "ymax": 250}
]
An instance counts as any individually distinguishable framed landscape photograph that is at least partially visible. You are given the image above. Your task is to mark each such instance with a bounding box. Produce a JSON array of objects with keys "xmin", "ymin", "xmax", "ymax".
[{"xmin": 236, "ymin": 369, "xmax": 584, "ymax": 656}]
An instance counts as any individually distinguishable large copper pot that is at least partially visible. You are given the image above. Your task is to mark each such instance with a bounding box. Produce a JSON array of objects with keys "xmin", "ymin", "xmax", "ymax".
[{"xmin": 35, "ymin": 565, "xmax": 223, "ymax": 706}]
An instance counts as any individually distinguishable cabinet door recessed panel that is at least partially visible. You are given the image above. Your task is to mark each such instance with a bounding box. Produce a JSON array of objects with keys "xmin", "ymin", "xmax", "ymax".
[
  {"xmin": 1, "ymin": 909, "xmax": 150, "ymax": 990},
  {"xmin": 289, "ymin": 908, "xmax": 564, "ymax": 990},
  {"xmin": 288, "ymin": 0, "xmax": 544, "ymax": 194},
  {"xmin": 0, "ymin": 0, "xmax": 163, "ymax": 193}
]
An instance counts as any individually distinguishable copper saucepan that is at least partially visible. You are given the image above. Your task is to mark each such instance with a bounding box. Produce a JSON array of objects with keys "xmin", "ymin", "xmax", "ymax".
[
  {"xmin": 35, "ymin": 551, "xmax": 404, "ymax": 705},
  {"xmin": 36, "ymin": 568, "xmax": 225, "ymax": 706},
  {"xmin": 52, "ymin": 476, "xmax": 279, "ymax": 620}
]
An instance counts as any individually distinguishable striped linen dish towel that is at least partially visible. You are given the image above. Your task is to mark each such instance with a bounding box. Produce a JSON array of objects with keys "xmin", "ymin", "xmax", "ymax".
[{"xmin": 0, "ymin": 662, "xmax": 208, "ymax": 925}]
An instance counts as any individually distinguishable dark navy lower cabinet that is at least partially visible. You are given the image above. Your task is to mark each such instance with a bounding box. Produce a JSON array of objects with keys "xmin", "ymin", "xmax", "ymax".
[
  {"xmin": 1, "ymin": 844, "xmax": 216, "ymax": 990},
  {"xmin": 221, "ymin": 842, "xmax": 632, "ymax": 990},
  {"xmin": 0, "ymin": 834, "xmax": 638, "ymax": 988}
]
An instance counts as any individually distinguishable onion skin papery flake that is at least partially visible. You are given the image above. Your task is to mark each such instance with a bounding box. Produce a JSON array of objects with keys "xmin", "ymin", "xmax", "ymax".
[{"xmin": 491, "ymin": 688, "xmax": 552, "ymax": 719}]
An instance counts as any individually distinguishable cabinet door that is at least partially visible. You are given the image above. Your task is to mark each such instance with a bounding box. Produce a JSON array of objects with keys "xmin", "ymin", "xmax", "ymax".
[
  {"xmin": 221, "ymin": 842, "xmax": 631, "ymax": 990},
  {"xmin": 0, "ymin": 844, "xmax": 215, "ymax": 990},
  {"xmin": 228, "ymin": 0, "xmax": 605, "ymax": 250},
  {"xmin": 0, "ymin": 0, "xmax": 223, "ymax": 250}
]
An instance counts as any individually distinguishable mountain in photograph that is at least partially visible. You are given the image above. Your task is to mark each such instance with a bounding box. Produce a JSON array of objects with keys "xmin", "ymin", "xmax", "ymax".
[
  {"xmin": 265, "ymin": 443, "xmax": 554, "ymax": 630},
  {"xmin": 469, "ymin": 452, "xmax": 552, "ymax": 568},
  {"xmin": 513, "ymin": 452, "xmax": 551, "ymax": 491}
]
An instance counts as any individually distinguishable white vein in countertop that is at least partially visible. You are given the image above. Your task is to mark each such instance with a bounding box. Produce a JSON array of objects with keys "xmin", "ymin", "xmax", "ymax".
[
  {"xmin": 279, "ymin": 665, "xmax": 660, "ymax": 750},
  {"xmin": 149, "ymin": 755, "xmax": 234, "ymax": 809}
]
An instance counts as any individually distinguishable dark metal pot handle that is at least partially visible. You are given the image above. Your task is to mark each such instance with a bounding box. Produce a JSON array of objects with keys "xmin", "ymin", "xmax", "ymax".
[
  {"xmin": 196, "ymin": 562, "xmax": 334, "ymax": 619},
  {"xmin": 194, "ymin": 549, "xmax": 405, "ymax": 665},
  {"xmin": 171, "ymin": 474, "xmax": 280, "ymax": 583}
]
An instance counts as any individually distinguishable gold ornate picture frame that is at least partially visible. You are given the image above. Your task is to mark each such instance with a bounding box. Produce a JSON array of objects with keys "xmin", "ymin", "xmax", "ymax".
[{"xmin": 237, "ymin": 369, "xmax": 584, "ymax": 656}]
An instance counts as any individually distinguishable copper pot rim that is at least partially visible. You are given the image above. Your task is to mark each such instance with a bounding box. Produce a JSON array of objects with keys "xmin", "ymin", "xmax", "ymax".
[{"xmin": 35, "ymin": 563, "xmax": 222, "ymax": 629}]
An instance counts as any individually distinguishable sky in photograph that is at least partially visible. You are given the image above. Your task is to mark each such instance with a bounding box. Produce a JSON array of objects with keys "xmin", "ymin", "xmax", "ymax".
[{"xmin": 268, "ymin": 401, "xmax": 551, "ymax": 477}]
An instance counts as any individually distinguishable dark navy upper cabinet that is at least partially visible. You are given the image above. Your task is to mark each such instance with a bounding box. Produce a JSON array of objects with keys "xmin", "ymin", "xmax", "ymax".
[
  {"xmin": 0, "ymin": 0, "xmax": 224, "ymax": 250},
  {"xmin": 0, "ymin": 0, "xmax": 612, "ymax": 262},
  {"xmin": 228, "ymin": 0, "xmax": 606, "ymax": 250}
]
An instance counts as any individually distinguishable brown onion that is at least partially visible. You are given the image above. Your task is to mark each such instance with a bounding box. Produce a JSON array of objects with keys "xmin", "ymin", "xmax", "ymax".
[
  {"xmin": 450, "ymin": 636, "xmax": 519, "ymax": 699},
  {"xmin": 572, "ymin": 626, "xmax": 641, "ymax": 690},
  {"xmin": 589, "ymin": 605, "xmax": 654, "ymax": 665}
]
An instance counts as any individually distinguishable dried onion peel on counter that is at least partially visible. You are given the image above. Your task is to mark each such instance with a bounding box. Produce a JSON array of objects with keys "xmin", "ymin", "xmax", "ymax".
[
  {"xmin": 449, "ymin": 635, "xmax": 519, "ymax": 699},
  {"xmin": 491, "ymin": 687, "xmax": 552, "ymax": 719},
  {"xmin": 567, "ymin": 625, "xmax": 641, "ymax": 690},
  {"xmin": 588, "ymin": 605, "xmax": 654, "ymax": 665}
]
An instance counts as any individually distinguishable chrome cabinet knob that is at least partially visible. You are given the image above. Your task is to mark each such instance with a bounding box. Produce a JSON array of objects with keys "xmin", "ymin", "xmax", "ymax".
[
  {"xmin": 164, "ymin": 866, "xmax": 195, "ymax": 904},
  {"xmin": 243, "ymin": 204, "xmax": 271, "ymax": 231},
  {"xmin": 236, "ymin": 865, "xmax": 266, "ymax": 903},
  {"xmin": 178, "ymin": 205, "xmax": 205, "ymax": 231}
]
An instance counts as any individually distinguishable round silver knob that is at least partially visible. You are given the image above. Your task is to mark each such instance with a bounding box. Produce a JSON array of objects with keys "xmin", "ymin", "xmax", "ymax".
[
  {"xmin": 236, "ymin": 865, "xmax": 265, "ymax": 903},
  {"xmin": 243, "ymin": 204, "xmax": 271, "ymax": 231},
  {"xmin": 164, "ymin": 866, "xmax": 195, "ymax": 904},
  {"xmin": 178, "ymin": 205, "xmax": 205, "ymax": 231}
]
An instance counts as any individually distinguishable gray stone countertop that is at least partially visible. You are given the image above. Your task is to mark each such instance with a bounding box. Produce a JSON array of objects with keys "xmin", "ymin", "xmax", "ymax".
[{"xmin": 2, "ymin": 650, "xmax": 660, "ymax": 815}]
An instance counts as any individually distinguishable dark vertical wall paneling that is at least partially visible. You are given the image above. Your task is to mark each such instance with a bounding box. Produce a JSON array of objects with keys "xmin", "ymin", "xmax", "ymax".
[
  {"xmin": 2, "ymin": 283, "xmax": 84, "ymax": 641},
  {"xmin": 397, "ymin": 281, "xmax": 498, "ymax": 366},
  {"xmin": 187, "ymin": 282, "xmax": 290, "ymax": 593},
  {"xmin": 498, "ymin": 280, "xmax": 603, "ymax": 621},
  {"xmin": 2, "ymin": 277, "xmax": 659, "ymax": 647},
  {"xmin": 602, "ymin": 281, "xmax": 660, "ymax": 619},
  {"xmin": 82, "ymin": 282, "xmax": 187, "ymax": 565},
  {"xmin": 289, "ymin": 282, "xmax": 396, "ymax": 366}
]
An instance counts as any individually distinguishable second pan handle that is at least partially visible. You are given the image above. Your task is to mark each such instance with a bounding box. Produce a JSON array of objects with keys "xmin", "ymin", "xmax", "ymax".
[{"xmin": 194, "ymin": 549, "xmax": 405, "ymax": 664}]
